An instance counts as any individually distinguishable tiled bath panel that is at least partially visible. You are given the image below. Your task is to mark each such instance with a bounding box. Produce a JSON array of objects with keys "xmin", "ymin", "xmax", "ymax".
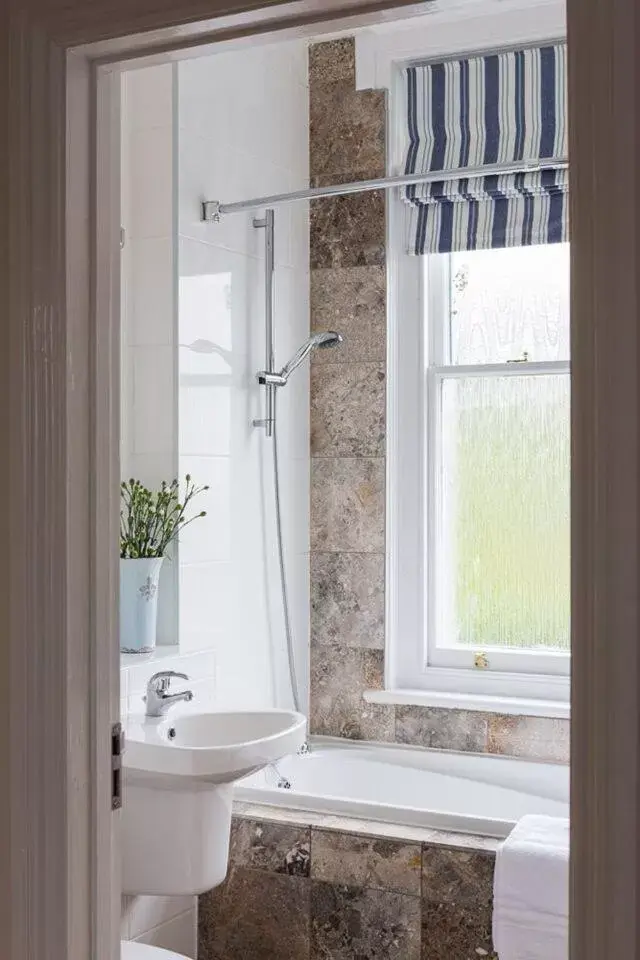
[
  {"xmin": 308, "ymin": 36, "xmax": 571, "ymax": 764},
  {"xmin": 198, "ymin": 817, "xmax": 497, "ymax": 959}
]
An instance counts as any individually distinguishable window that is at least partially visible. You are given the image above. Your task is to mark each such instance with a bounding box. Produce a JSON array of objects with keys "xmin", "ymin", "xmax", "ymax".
[
  {"xmin": 382, "ymin": 40, "xmax": 571, "ymax": 714},
  {"xmin": 427, "ymin": 244, "xmax": 570, "ymax": 671},
  {"xmin": 386, "ymin": 238, "xmax": 571, "ymax": 714}
]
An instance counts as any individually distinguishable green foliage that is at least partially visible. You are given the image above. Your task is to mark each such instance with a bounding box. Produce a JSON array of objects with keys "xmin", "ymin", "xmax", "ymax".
[
  {"xmin": 120, "ymin": 476, "xmax": 208, "ymax": 560},
  {"xmin": 452, "ymin": 377, "xmax": 570, "ymax": 650}
]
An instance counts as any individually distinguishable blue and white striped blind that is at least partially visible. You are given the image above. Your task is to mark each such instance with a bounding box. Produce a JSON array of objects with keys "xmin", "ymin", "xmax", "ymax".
[{"xmin": 402, "ymin": 43, "xmax": 568, "ymax": 254}]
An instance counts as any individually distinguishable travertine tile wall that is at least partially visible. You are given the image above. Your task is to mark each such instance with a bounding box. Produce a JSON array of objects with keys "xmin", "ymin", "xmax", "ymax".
[
  {"xmin": 198, "ymin": 816, "xmax": 497, "ymax": 959},
  {"xmin": 307, "ymin": 37, "xmax": 570, "ymax": 764}
]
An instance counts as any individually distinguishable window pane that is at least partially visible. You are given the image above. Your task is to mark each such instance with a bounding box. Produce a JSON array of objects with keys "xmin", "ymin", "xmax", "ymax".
[
  {"xmin": 438, "ymin": 375, "xmax": 570, "ymax": 651},
  {"xmin": 449, "ymin": 244, "xmax": 570, "ymax": 365}
]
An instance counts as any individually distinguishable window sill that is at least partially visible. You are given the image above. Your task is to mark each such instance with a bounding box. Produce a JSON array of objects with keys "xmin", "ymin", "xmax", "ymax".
[{"xmin": 363, "ymin": 687, "xmax": 570, "ymax": 719}]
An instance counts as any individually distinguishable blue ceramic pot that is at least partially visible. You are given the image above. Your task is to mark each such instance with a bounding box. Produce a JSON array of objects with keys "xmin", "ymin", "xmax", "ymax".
[{"xmin": 120, "ymin": 557, "xmax": 164, "ymax": 654}]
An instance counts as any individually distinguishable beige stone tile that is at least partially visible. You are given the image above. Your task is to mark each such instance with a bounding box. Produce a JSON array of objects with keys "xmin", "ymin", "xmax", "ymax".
[
  {"xmin": 421, "ymin": 901, "xmax": 495, "ymax": 960},
  {"xmin": 310, "ymin": 266, "xmax": 386, "ymax": 364},
  {"xmin": 421, "ymin": 847, "xmax": 495, "ymax": 906},
  {"xmin": 309, "ymin": 37, "xmax": 355, "ymax": 86},
  {"xmin": 230, "ymin": 819, "xmax": 311, "ymax": 876},
  {"xmin": 198, "ymin": 868, "xmax": 310, "ymax": 960},
  {"xmin": 311, "ymin": 362, "xmax": 385, "ymax": 457},
  {"xmin": 310, "ymin": 552, "xmax": 384, "ymax": 649},
  {"xmin": 311, "ymin": 458, "xmax": 385, "ymax": 553},
  {"xmin": 310, "ymin": 84, "xmax": 386, "ymax": 182},
  {"xmin": 309, "ymin": 644, "xmax": 394, "ymax": 741},
  {"xmin": 311, "ymin": 829, "xmax": 422, "ymax": 895},
  {"xmin": 311, "ymin": 882, "xmax": 421, "ymax": 960},
  {"xmin": 487, "ymin": 714, "xmax": 570, "ymax": 763},
  {"xmin": 310, "ymin": 189, "xmax": 386, "ymax": 269},
  {"xmin": 395, "ymin": 706, "xmax": 489, "ymax": 754}
]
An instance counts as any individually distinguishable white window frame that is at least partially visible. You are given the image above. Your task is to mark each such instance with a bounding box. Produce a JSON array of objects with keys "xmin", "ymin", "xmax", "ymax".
[{"xmin": 375, "ymin": 57, "xmax": 571, "ymax": 718}]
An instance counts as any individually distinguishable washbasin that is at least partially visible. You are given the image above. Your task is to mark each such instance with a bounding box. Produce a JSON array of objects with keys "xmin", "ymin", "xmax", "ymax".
[
  {"xmin": 122, "ymin": 706, "xmax": 307, "ymax": 897},
  {"xmin": 124, "ymin": 708, "xmax": 307, "ymax": 784}
]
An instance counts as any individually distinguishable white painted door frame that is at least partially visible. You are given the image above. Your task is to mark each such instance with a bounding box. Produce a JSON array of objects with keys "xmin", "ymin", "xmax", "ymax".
[{"xmin": 0, "ymin": 0, "xmax": 637, "ymax": 957}]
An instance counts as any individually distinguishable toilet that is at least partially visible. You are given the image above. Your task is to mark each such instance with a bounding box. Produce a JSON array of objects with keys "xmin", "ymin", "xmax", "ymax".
[{"xmin": 121, "ymin": 942, "xmax": 190, "ymax": 960}]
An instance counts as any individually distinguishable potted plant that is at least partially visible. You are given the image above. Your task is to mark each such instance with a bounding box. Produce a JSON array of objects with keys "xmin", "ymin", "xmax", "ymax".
[{"xmin": 120, "ymin": 475, "xmax": 208, "ymax": 654}]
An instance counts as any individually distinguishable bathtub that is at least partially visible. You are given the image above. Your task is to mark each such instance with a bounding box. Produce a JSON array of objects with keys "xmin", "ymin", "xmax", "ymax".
[{"xmin": 235, "ymin": 738, "xmax": 570, "ymax": 839}]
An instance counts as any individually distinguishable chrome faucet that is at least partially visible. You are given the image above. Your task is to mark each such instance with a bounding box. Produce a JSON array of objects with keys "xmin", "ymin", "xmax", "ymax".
[{"xmin": 144, "ymin": 670, "xmax": 193, "ymax": 718}]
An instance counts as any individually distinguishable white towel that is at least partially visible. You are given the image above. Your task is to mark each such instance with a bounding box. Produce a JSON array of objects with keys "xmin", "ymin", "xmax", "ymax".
[{"xmin": 493, "ymin": 814, "xmax": 569, "ymax": 960}]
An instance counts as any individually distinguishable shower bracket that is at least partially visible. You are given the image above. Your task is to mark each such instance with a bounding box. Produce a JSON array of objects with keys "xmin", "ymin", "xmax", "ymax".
[{"xmin": 201, "ymin": 200, "xmax": 222, "ymax": 222}]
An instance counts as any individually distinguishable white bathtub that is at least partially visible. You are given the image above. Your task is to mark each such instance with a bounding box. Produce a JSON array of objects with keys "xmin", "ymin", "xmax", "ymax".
[{"xmin": 235, "ymin": 739, "xmax": 569, "ymax": 839}]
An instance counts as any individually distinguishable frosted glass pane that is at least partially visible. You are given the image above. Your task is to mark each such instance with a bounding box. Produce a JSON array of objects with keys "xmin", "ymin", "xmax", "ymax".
[
  {"xmin": 439, "ymin": 375, "xmax": 570, "ymax": 650},
  {"xmin": 449, "ymin": 244, "xmax": 570, "ymax": 364}
]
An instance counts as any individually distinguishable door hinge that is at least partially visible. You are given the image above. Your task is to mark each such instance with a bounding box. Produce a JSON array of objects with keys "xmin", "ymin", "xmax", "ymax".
[{"xmin": 111, "ymin": 721, "xmax": 125, "ymax": 811}]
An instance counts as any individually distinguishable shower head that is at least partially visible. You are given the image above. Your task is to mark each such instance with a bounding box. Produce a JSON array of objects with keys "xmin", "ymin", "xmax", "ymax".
[
  {"xmin": 278, "ymin": 331, "xmax": 343, "ymax": 382},
  {"xmin": 258, "ymin": 331, "xmax": 343, "ymax": 386}
]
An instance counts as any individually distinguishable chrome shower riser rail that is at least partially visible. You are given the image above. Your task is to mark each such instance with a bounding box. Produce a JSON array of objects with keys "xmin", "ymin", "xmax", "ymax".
[
  {"xmin": 252, "ymin": 210, "xmax": 275, "ymax": 437},
  {"xmin": 202, "ymin": 158, "xmax": 569, "ymax": 221}
]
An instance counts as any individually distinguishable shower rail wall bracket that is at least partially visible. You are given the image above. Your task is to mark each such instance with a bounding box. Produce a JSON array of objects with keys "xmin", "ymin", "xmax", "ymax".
[{"xmin": 201, "ymin": 200, "xmax": 222, "ymax": 222}]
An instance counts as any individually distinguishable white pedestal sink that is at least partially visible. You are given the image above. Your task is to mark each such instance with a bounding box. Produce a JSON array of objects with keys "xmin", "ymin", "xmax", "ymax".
[{"xmin": 122, "ymin": 708, "xmax": 306, "ymax": 896}]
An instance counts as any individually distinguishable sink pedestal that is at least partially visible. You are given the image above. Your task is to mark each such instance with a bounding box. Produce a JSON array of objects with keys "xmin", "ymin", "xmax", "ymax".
[{"xmin": 122, "ymin": 778, "xmax": 233, "ymax": 896}]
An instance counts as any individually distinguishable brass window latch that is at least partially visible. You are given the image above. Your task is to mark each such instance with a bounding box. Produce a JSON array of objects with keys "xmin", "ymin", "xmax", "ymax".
[{"xmin": 474, "ymin": 652, "xmax": 490, "ymax": 670}]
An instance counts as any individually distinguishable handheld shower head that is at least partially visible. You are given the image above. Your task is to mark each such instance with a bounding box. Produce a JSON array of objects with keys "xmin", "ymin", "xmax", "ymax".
[
  {"xmin": 278, "ymin": 331, "xmax": 342, "ymax": 381},
  {"xmin": 258, "ymin": 331, "xmax": 343, "ymax": 386}
]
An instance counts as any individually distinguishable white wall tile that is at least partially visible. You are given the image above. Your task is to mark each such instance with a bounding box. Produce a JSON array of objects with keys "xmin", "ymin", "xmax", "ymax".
[
  {"xmin": 129, "ymin": 125, "xmax": 174, "ymax": 240},
  {"xmin": 177, "ymin": 38, "xmax": 310, "ymax": 717},
  {"xmin": 121, "ymin": 61, "xmax": 178, "ymax": 658},
  {"xmin": 128, "ymin": 237, "xmax": 175, "ymax": 346},
  {"xmin": 177, "ymin": 456, "xmax": 231, "ymax": 564},
  {"xmin": 179, "ymin": 562, "xmax": 233, "ymax": 638},
  {"xmin": 132, "ymin": 346, "xmax": 175, "ymax": 456},
  {"xmin": 132, "ymin": 907, "xmax": 197, "ymax": 958},
  {"xmin": 124, "ymin": 895, "xmax": 194, "ymax": 940},
  {"xmin": 127, "ymin": 648, "xmax": 216, "ymax": 697},
  {"xmin": 126, "ymin": 64, "xmax": 174, "ymax": 131}
]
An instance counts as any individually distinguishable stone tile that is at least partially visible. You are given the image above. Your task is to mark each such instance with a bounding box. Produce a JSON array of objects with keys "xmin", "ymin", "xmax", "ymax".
[
  {"xmin": 487, "ymin": 714, "xmax": 570, "ymax": 763},
  {"xmin": 311, "ymin": 362, "xmax": 385, "ymax": 457},
  {"xmin": 230, "ymin": 819, "xmax": 311, "ymax": 877},
  {"xmin": 309, "ymin": 38, "xmax": 355, "ymax": 86},
  {"xmin": 421, "ymin": 901, "xmax": 495, "ymax": 960},
  {"xmin": 199, "ymin": 867, "xmax": 310, "ymax": 960},
  {"xmin": 309, "ymin": 644, "xmax": 394, "ymax": 741},
  {"xmin": 310, "ymin": 190, "xmax": 386, "ymax": 269},
  {"xmin": 395, "ymin": 706, "xmax": 489, "ymax": 754},
  {"xmin": 310, "ymin": 84, "xmax": 386, "ymax": 182},
  {"xmin": 311, "ymin": 458, "xmax": 384, "ymax": 553},
  {"xmin": 310, "ymin": 266, "xmax": 386, "ymax": 364},
  {"xmin": 422, "ymin": 847, "xmax": 495, "ymax": 906},
  {"xmin": 310, "ymin": 552, "xmax": 384, "ymax": 649},
  {"xmin": 311, "ymin": 881, "xmax": 421, "ymax": 960},
  {"xmin": 311, "ymin": 830, "xmax": 422, "ymax": 895},
  {"xmin": 228, "ymin": 817, "xmax": 251, "ymax": 863}
]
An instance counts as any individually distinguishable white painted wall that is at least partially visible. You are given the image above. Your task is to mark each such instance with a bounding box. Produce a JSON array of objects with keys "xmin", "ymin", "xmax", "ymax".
[{"xmin": 177, "ymin": 40, "xmax": 311, "ymax": 711}]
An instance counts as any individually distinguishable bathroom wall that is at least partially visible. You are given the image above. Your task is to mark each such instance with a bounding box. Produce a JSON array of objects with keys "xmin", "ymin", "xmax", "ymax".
[
  {"xmin": 120, "ymin": 62, "xmax": 179, "ymax": 647},
  {"xmin": 120, "ymin": 42, "xmax": 310, "ymax": 956},
  {"xmin": 176, "ymin": 39, "xmax": 311, "ymax": 710},
  {"xmin": 121, "ymin": 895, "xmax": 197, "ymax": 955},
  {"xmin": 120, "ymin": 63, "xmax": 198, "ymax": 957},
  {"xmin": 307, "ymin": 35, "xmax": 571, "ymax": 763},
  {"xmin": 199, "ymin": 813, "xmax": 498, "ymax": 959}
]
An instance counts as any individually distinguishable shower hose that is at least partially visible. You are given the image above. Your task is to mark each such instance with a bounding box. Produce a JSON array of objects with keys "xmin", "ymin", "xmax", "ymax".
[{"xmin": 271, "ymin": 389, "xmax": 302, "ymax": 715}]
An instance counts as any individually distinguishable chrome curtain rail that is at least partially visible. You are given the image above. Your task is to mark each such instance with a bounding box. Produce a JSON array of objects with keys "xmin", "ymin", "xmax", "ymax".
[{"xmin": 201, "ymin": 158, "xmax": 569, "ymax": 221}]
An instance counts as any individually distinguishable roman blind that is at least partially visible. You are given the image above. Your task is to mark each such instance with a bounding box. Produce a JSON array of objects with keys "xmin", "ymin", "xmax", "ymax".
[{"xmin": 402, "ymin": 43, "xmax": 568, "ymax": 254}]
